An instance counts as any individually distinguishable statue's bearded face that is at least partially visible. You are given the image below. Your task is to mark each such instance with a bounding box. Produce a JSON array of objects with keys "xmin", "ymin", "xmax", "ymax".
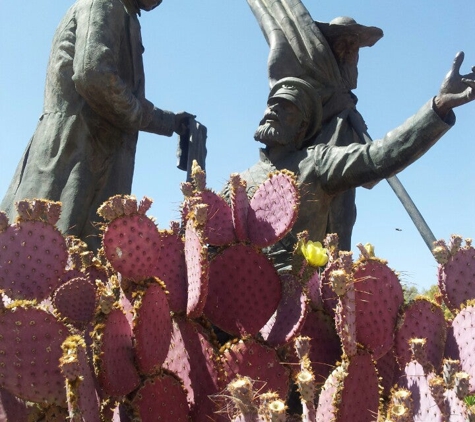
[
  {"xmin": 329, "ymin": 34, "xmax": 360, "ymax": 90},
  {"xmin": 137, "ymin": 0, "xmax": 162, "ymax": 11},
  {"xmin": 254, "ymin": 98, "xmax": 306, "ymax": 149}
]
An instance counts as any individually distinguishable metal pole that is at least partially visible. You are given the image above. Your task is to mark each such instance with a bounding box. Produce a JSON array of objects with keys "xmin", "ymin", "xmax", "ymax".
[{"xmin": 348, "ymin": 110, "xmax": 437, "ymax": 252}]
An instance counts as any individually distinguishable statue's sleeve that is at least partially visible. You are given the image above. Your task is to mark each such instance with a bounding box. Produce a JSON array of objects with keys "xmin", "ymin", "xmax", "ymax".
[
  {"xmin": 72, "ymin": 0, "xmax": 146, "ymax": 133},
  {"xmin": 316, "ymin": 100, "xmax": 455, "ymax": 195}
]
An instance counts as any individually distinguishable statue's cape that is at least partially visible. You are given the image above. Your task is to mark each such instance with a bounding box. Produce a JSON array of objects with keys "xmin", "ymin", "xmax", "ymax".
[{"xmin": 247, "ymin": 0, "xmax": 344, "ymax": 93}]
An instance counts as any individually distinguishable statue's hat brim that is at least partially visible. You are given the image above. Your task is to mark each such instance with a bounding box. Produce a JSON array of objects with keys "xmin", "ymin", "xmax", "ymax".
[{"xmin": 316, "ymin": 17, "xmax": 384, "ymax": 48}]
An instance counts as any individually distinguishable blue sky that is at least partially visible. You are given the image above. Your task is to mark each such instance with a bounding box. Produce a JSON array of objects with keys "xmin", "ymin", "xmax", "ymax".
[{"xmin": 1, "ymin": 1, "xmax": 474, "ymax": 291}]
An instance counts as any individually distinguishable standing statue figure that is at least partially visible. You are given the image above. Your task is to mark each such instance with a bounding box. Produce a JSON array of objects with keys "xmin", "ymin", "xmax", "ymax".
[
  {"xmin": 245, "ymin": 0, "xmax": 444, "ymax": 251},
  {"xmin": 0, "ymin": 0, "xmax": 194, "ymax": 251},
  {"xmin": 235, "ymin": 57, "xmax": 474, "ymax": 270}
]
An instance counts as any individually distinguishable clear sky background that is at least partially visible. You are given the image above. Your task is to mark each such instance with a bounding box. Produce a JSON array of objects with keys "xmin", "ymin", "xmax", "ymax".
[{"xmin": 0, "ymin": 1, "xmax": 474, "ymax": 292}]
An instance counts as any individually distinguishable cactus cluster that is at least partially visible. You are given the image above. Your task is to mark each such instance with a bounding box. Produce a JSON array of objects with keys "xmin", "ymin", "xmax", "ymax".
[{"xmin": 0, "ymin": 166, "xmax": 474, "ymax": 421}]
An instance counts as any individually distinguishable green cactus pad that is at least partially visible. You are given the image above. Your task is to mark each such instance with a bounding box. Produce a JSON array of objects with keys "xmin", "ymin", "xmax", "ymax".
[
  {"xmin": 0, "ymin": 221, "xmax": 67, "ymax": 301},
  {"xmin": 204, "ymin": 244, "xmax": 282, "ymax": 337},
  {"xmin": 247, "ymin": 171, "xmax": 299, "ymax": 248},
  {"xmin": 132, "ymin": 373, "xmax": 190, "ymax": 421},
  {"xmin": 95, "ymin": 308, "xmax": 141, "ymax": 397},
  {"xmin": 0, "ymin": 305, "xmax": 69, "ymax": 406},
  {"xmin": 259, "ymin": 273, "xmax": 308, "ymax": 347},
  {"xmin": 395, "ymin": 298, "xmax": 447, "ymax": 373},
  {"xmin": 353, "ymin": 258, "xmax": 404, "ymax": 359},
  {"xmin": 102, "ymin": 214, "xmax": 160, "ymax": 281},
  {"xmin": 163, "ymin": 316, "xmax": 223, "ymax": 421},
  {"xmin": 133, "ymin": 283, "xmax": 172, "ymax": 375}
]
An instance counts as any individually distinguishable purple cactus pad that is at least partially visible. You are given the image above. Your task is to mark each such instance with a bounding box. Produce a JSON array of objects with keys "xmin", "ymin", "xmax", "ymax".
[
  {"xmin": 204, "ymin": 244, "xmax": 282, "ymax": 337},
  {"xmin": 0, "ymin": 306, "xmax": 69, "ymax": 405},
  {"xmin": 133, "ymin": 283, "xmax": 172, "ymax": 375},
  {"xmin": 103, "ymin": 214, "xmax": 161, "ymax": 281},
  {"xmin": 0, "ymin": 221, "xmax": 67, "ymax": 301}
]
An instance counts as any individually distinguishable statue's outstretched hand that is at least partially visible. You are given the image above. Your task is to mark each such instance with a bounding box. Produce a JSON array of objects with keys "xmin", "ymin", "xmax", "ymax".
[
  {"xmin": 435, "ymin": 52, "xmax": 475, "ymax": 117},
  {"xmin": 174, "ymin": 112, "xmax": 196, "ymax": 136}
]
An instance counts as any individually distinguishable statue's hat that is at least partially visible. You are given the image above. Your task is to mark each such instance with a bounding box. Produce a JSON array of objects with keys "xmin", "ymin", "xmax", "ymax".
[
  {"xmin": 316, "ymin": 17, "xmax": 384, "ymax": 48},
  {"xmin": 269, "ymin": 77, "xmax": 323, "ymax": 142}
]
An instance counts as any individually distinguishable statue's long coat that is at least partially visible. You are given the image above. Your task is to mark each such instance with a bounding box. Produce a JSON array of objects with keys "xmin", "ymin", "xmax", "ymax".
[{"xmin": 1, "ymin": 0, "xmax": 174, "ymax": 249}]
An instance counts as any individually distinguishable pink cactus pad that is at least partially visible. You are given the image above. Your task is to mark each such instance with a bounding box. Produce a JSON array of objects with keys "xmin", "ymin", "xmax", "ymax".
[
  {"xmin": 353, "ymin": 258, "xmax": 404, "ymax": 359},
  {"xmin": 0, "ymin": 221, "xmax": 67, "ymax": 301},
  {"xmin": 306, "ymin": 269, "xmax": 323, "ymax": 310},
  {"xmin": 197, "ymin": 190, "xmax": 236, "ymax": 246},
  {"xmin": 185, "ymin": 219, "xmax": 209, "ymax": 318},
  {"xmin": 403, "ymin": 360, "xmax": 444, "ymax": 421},
  {"xmin": 0, "ymin": 306, "xmax": 69, "ymax": 406},
  {"xmin": 438, "ymin": 244, "xmax": 475, "ymax": 312},
  {"xmin": 52, "ymin": 277, "xmax": 97, "ymax": 328},
  {"xmin": 152, "ymin": 229, "xmax": 187, "ymax": 313},
  {"xmin": 204, "ymin": 244, "xmax": 282, "ymax": 337},
  {"xmin": 133, "ymin": 283, "xmax": 172, "ymax": 375},
  {"xmin": 61, "ymin": 337, "xmax": 100, "ymax": 422},
  {"xmin": 319, "ymin": 261, "xmax": 340, "ymax": 318},
  {"xmin": 102, "ymin": 214, "xmax": 161, "ymax": 281},
  {"xmin": 285, "ymin": 309, "xmax": 342, "ymax": 386},
  {"xmin": 260, "ymin": 273, "xmax": 308, "ymax": 347},
  {"xmin": 450, "ymin": 304, "xmax": 475, "ymax": 393},
  {"xmin": 163, "ymin": 316, "xmax": 223, "ymax": 421},
  {"xmin": 0, "ymin": 387, "xmax": 30, "ymax": 421},
  {"xmin": 229, "ymin": 174, "xmax": 250, "ymax": 242},
  {"xmin": 247, "ymin": 171, "xmax": 299, "ymax": 248},
  {"xmin": 132, "ymin": 373, "xmax": 190, "ymax": 421},
  {"xmin": 316, "ymin": 351, "xmax": 380, "ymax": 422},
  {"xmin": 376, "ymin": 349, "xmax": 398, "ymax": 398},
  {"xmin": 395, "ymin": 298, "xmax": 447, "ymax": 373},
  {"xmin": 222, "ymin": 338, "xmax": 290, "ymax": 400},
  {"xmin": 96, "ymin": 308, "xmax": 141, "ymax": 397}
]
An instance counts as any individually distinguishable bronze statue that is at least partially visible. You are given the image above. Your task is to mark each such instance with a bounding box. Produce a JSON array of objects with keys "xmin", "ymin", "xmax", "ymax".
[
  {"xmin": 0, "ymin": 0, "xmax": 193, "ymax": 251},
  {"xmin": 235, "ymin": 56, "xmax": 474, "ymax": 270},
  {"xmin": 245, "ymin": 0, "xmax": 474, "ymax": 253}
]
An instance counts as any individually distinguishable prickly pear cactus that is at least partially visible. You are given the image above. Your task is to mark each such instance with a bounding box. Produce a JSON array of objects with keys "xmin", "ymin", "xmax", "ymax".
[
  {"xmin": 163, "ymin": 316, "xmax": 223, "ymax": 421},
  {"xmin": 449, "ymin": 303, "xmax": 475, "ymax": 393},
  {"xmin": 353, "ymin": 247, "xmax": 404, "ymax": 359},
  {"xmin": 184, "ymin": 217, "xmax": 209, "ymax": 319},
  {"xmin": 52, "ymin": 276, "xmax": 97, "ymax": 329},
  {"xmin": 436, "ymin": 236, "xmax": 475, "ymax": 312},
  {"xmin": 131, "ymin": 373, "xmax": 190, "ymax": 422},
  {"xmin": 93, "ymin": 307, "xmax": 141, "ymax": 397},
  {"xmin": 152, "ymin": 226, "xmax": 188, "ymax": 313},
  {"xmin": 247, "ymin": 170, "xmax": 299, "ymax": 248},
  {"xmin": 204, "ymin": 244, "xmax": 282, "ymax": 337},
  {"xmin": 316, "ymin": 349, "xmax": 380, "ymax": 422},
  {"xmin": 0, "ymin": 304, "xmax": 70, "ymax": 406},
  {"xmin": 0, "ymin": 216, "xmax": 67, "ymax": 301},
  {"xmin": 101, "ymin": 196, "xmax": 161, "ymax": 281},
  {"xmin": 221, "ymin": 338, "xmax": 290, "ymax": 400},
  {"xmin": 394, "ymin": 297, "xmax": 447, "ymax": 373},
  {"xmin": 259, "ymin": 272, "xmax": 308, "ymax": 347},
  {"xmin": 132, "ymin": 282, "xmax": 172, "ymax": 375}
]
